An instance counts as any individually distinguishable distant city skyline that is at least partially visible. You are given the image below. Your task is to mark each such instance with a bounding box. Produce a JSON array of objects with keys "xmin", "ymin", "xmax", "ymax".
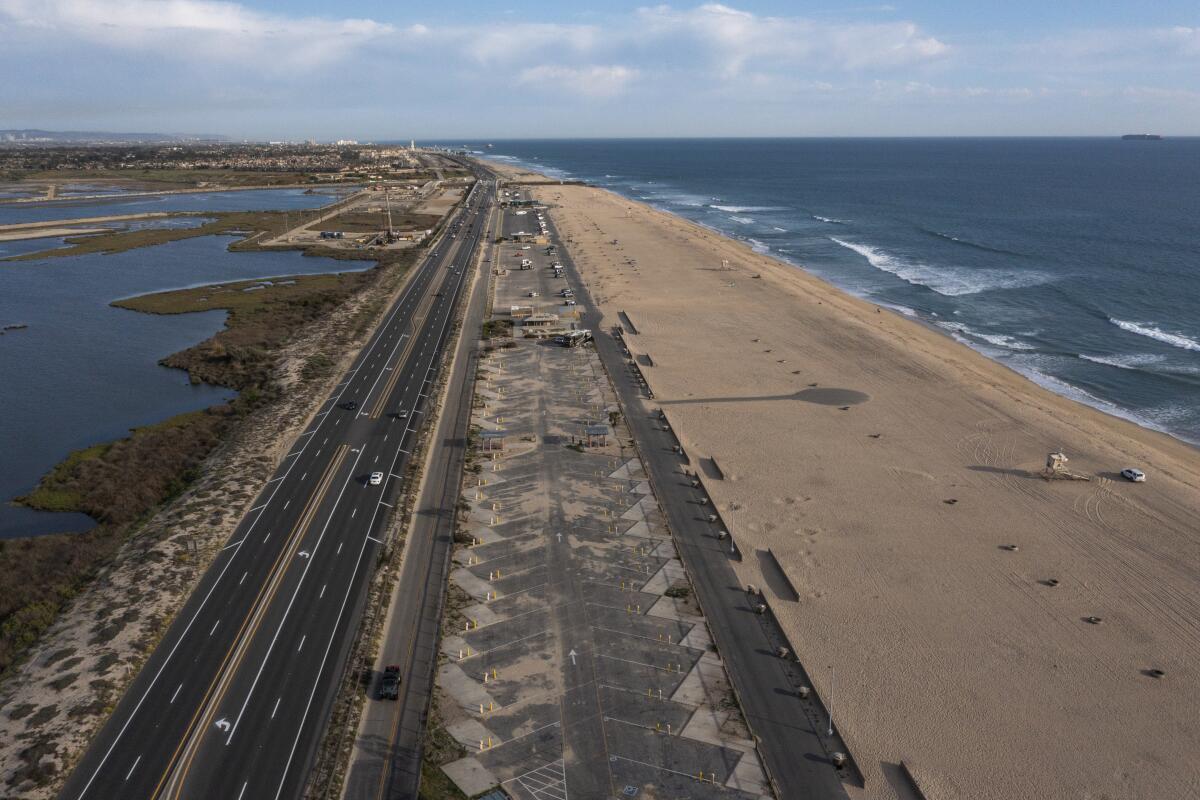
[{"xmin": 2, "ymin": 1, "xmax": 1197, "ymax": 139}]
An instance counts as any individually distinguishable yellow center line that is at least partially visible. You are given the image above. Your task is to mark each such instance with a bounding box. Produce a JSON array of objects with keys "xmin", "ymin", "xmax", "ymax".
[
  {"xmin": 153, "ymin": 444, "xmax": 349, "ymax": 800},
  {"xmin": 371, "ymin": 192, "xmax": 500, "ymax": 800},
  {"xmin": 369, "ymin": 269, "xmax": 445, "ymax": 420}
]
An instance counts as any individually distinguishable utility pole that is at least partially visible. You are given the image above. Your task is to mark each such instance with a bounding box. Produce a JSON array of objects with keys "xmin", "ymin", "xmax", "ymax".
[{"xmin": 828, "ymin": 666, "xmax": 835, "ymax": 736}]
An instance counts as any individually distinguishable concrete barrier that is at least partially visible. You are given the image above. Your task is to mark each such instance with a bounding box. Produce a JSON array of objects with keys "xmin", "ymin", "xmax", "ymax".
[{"xmin": 618, "ymin": 310, "xmax": 640, "ymax": 334}]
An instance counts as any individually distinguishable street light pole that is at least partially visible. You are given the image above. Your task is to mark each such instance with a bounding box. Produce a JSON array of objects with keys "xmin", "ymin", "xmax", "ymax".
[{"xmin": 828, "ymin": 666, "xmax": 835, "ymax": 736}]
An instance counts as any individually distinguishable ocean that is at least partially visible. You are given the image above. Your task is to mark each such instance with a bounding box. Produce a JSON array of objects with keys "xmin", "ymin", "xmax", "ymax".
[{"xmin": 461, "ymin": 138, "xmax": 1200, "ymax": 445}]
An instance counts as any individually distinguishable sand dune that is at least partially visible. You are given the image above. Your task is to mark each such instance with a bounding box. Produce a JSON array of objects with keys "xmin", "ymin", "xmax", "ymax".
[{"xmin": 493, "ymin": 164, "xmax": 1200, "ymax": 799}]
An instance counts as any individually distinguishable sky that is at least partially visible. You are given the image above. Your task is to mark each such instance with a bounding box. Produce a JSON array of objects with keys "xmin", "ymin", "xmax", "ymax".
[{"xmin": 1, "ymin": 1, "xmax": 1198, "ymax": 139}]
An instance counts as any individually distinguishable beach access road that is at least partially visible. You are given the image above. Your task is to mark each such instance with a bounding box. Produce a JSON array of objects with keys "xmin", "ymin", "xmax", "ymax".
[
  {"xmin": 339, "ymin": 185, "xmax": 499, "ymax": 800},
  {"xmin": 531, "ymin": 188, "xmax": 854, "ymax": 800},
  {"xmin": 422, "ymin": 201, "xmax": 770, "ymax": 800},
  {"xmin": 57, "ymin": 174, "xmax": 494, "ymax": 800}
]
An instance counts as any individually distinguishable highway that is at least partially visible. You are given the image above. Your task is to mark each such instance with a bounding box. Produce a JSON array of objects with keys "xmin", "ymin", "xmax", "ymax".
[
  {"xmin": 58, "ymin": 171, "xmax": 496, "ymax": 800},
  {"xmin": 341, "ymin": 193, "xmax": 497, "ymax": 800}
]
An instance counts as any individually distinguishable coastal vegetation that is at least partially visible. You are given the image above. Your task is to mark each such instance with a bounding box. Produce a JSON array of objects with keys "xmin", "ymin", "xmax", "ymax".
[
  {"xmin": 5, "ymin": 210, "xmax": 310, "ymax": 261},
  {"xmin": 1, "ymin": 254, "xmax": 417, "ymax": 678}
]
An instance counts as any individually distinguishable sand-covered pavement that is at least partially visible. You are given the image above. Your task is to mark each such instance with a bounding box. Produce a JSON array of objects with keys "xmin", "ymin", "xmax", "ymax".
[{"xmin": 485, "ymin": 164, "xmax": 1200, "ymax": 799}]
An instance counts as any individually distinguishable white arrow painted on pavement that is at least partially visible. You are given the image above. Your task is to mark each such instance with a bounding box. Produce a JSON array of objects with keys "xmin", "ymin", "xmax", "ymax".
[
  {"xmin": 568, "ymin": 649, "xmax": 578, "ymax": 666},
  {"xmin": 298, "ymin": 551, "xmax": 310, "ymax": 559},
  {"xmin": 215, "ymin": 718, "xmax": 231, "ymax": 732}
]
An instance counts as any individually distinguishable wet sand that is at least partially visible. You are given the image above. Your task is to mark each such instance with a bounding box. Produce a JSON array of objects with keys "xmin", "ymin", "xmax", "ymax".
[{"xmin": 489, "ymin": 162, "xmax": 1200, "ymax": 799}]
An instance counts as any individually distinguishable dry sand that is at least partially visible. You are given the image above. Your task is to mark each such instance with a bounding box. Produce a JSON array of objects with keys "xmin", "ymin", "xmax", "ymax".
[{"xmin": 492, "ymin": 164, "xmax": 1200, "ymax": 799}]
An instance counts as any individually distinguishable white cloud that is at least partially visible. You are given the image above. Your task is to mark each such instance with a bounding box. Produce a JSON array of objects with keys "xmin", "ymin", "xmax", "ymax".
[
  {"xmin": 464, "ymin": 23, "xmax": 600, "ymax": 64},
  {"xmin": 0, "ymin": 0, "xmax": 396, "ymax": 70},
  {"xmin": 518, "ymin": 64, "xmax": 639, "ymax": 97},
  {"xmin": 634, "ymin": 3, "xmax": 948, "ymax": 76}
]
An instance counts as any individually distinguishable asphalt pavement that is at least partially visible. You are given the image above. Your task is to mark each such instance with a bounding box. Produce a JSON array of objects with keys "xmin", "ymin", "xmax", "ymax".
[
  {"xmin": 340, "ymin": 190, "xmax": 498, "ymax": 800},
  {"xmin": 540, "ymin": 191, "xmax": 854, "ymax": 800},
  {"xmin": 58, "ymin": 174, "xmax": 496, "ymax": 800}
]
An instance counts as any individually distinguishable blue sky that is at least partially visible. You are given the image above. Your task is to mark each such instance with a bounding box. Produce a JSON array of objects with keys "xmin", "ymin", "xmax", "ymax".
[{"xmin": 1, "ymin": 1, "xmax": 1197, "ymax": 139}]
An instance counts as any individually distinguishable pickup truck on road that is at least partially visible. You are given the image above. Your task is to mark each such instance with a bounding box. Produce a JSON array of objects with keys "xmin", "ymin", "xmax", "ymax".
[{"xmin": 379, "ymin": 665, "xmax": 401, "ymax": 700}]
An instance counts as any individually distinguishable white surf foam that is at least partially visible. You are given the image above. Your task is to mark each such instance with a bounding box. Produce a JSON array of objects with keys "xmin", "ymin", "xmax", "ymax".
[
  {"xmin": 1079, "ymin": 353, "xmax": 1167, "ymax": 370},
  {"xmin": 1109, "ymin": 319, "xmax": 1200, "ymax": 353},
  {"xmin": 711, "ymin": 204, "xmax": 788, "ymax": 213},
  {"xmin": 974, "ymin": 332, "xmax": 1036, "ymax": 351},
  {"xmin": 812, "ymin": 215, "xmax": 848, "ymax": 224},
  {"xmin": 729, "ymin": 216, "xmax": 755, "ymax": 225},
  {"xmin": 748, "ymin": 238, "xmax": 770, "ymax": 253},
  {"xmin": 829, "ymin": 237, "xmax": 1046, "ymax": 297}
]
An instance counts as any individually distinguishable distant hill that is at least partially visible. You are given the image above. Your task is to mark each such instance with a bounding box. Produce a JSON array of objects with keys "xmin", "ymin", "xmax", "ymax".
[{"xmin": 0, "ymin": 129, "xmax": 229, "ymax": 146}]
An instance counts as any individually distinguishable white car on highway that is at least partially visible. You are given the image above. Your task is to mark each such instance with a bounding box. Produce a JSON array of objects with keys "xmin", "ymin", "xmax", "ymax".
[{"xmin": 369, "ymin": 472, "xmax": 384, "ymax": 486}]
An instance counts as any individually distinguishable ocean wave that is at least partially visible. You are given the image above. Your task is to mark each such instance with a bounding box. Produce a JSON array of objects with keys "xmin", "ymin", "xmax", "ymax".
[
  {"xmin": 935, "ymin": 322, "xmax": 1034, "ymax": 352},
  {"xmin": 711, "ymin": 204, "xmax": 789, "ymax": 213},
  {"xmin": 748, "ymin": 238, "xmax": 770, "ymax": 253},
  {"xmin": 812, "ymin": 215, "xmax": 848, "ymax": 224},
  {"xmin": 918, "ymin": 226, "xmax": 1026, "ymax": 257},
  {"xmin": 1079, "ymin": 353, "xmax": 1167, "ymax": 370},
  {"xmin": 1109, "ymin": 319, "xmax": 1200, "ymax": 352},
  {"xmin": 830, "ymin": 237, "xmax": 1047, "ymax": 297},
  {"xmin": 729, "ymin": 216, "xmax": 755, "ymax": 225},
  {"xmin": 974, "ymin": 332, "xmax": 1036, "ymax": 351},
  {"xmin": 772, "ymin": 226, "xmax": 788, "ymax": 232},
  {"xmin": 879, "ymin": 302, "xmax": 918, "ymax": 317}
]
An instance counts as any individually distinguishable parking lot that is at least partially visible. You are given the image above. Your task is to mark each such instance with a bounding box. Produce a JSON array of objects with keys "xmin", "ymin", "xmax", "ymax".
[{"xmin": 430, "ymin": 200, "xmax": 772, "ymax": 799}]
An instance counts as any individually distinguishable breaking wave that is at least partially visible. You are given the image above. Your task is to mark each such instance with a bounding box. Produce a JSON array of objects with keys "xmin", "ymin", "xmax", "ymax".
[
  {"xmin": 710, "ymin": 204, "xmax": 788, "ymax": 213},
  {"xmin": 830, "ymin": 237, "xmax": 1047, "ymax": 297},
  {"xmin": 1109, "ymin": 319, "xmax": 1200, "ymax": 352}
]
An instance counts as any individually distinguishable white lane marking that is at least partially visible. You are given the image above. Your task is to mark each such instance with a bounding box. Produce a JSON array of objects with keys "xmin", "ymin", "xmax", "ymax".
[
  {"xmin": 374, "ymin": 455, "xmax": 379, "ymax": 464},
  {"xmin": 297, "ymin": 431, "xmax": 315, "ymax": 438},
  {"xmin": 221, "ymin": 538, "xmax": 244, "ymax": 552},
  {"xmin": 62, "ymin": 192, "xmax": 465, "ymax": 800},
  {"xmin": 366, "ymin": 535, "xmax": 383, "ymax": 544},
  {"xmin": 170, "ymin": 684, "xmax": 183, "ymax": 704},
  {"xmin": 240, "ymin": 571, "xmax": 248, "ymax": 585},
  {"xmin": 263, "ymin": 532, "xmax": 271, "ymax": 543},
  {"xmin": 351, "ymin": 508, "xmax": 357, "ymax": 519},
  {"xmin": 297, "ymin": 635, "xmax": 306, "ymax": 652},
  {"xmin": 267, "ymin": 476, "xmax": 284, "ymax": 484},
  {"xmin": 223, "ymin": 445, "xmax": 368, "ymax": 746},
  {"xmin": 283, "ymin": 500, "xmax": 290, "ymax": 510},
  {"xmin": 319, "ymin": 584, "xmax": 326, "ymax": 599},
  {"xmin": 248, "ymin": 503, "xmax": 268, "ymax": 513},
  {"xmin": 272, "ymin": 697, "xmax": 281, "ymax": 719},
  {"xmin": 237, "ymin": 781, "xmax": 249, "ymax": 800},
  {"xmin": 322, "ymin": 438, "xmax": 328, "ymax": 446},
  {"xmin": 209, "ymin": 620, "xmax": 220, "ymax": 636},
  {"xmin": 379, "ymin": 501, "xmax": 393, "ymax": 508},
  {"xmin": 300, "ymin": 472, "xmax": 307, "ymax": 482},
  {"xmin": 267, "ymin": 195, "xmax": 490, "ymax": 798},
  {"xmin": 124, "ymin": 756, "xmax": 141, "ymax": 781}
]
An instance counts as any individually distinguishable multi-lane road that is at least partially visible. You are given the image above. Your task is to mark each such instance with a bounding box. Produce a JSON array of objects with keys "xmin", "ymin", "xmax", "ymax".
[{"xmin": 59, "ymin": 172, "xmax": 496, "ymax": 800}]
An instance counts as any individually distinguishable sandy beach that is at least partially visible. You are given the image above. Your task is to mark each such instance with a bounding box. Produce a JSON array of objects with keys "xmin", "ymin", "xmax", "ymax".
[{"xmin": 488, "ymin": 162, "xmax": 1200, "ymax": 798}]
